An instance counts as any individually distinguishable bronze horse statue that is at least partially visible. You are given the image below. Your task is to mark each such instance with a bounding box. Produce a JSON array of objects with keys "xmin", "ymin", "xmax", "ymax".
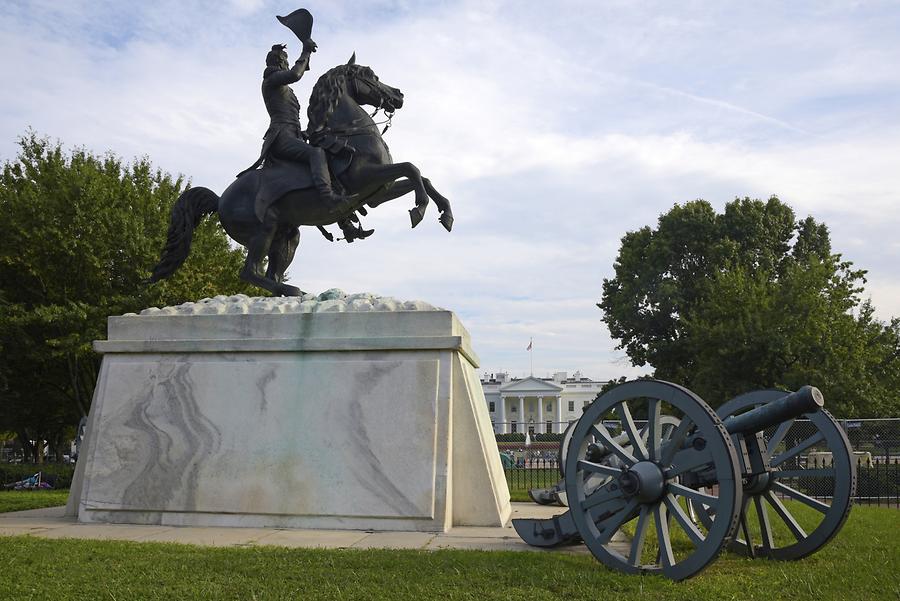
[{"xmin": 148, "ymin": 55, "xmax": 453, "ymax": 296}]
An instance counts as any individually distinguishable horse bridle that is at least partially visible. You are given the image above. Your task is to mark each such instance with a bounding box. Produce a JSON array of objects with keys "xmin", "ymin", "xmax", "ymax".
[
  {"xmin": 352, "ymin": 74, "xmax": 395, "ymax": 134},
  {"xmin": 308, "ymin": 74, "xmax": 396, "ymax": 141}
]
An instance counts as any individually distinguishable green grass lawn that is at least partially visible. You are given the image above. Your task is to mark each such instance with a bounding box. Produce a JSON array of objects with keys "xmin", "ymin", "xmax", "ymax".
[
  {"xmin": 0, "ymin": 489, "xmax": 69, "ymax": 513},
  {"xmin": 0, "ymin": 505, "xmax": 896, "ymax": 600}
]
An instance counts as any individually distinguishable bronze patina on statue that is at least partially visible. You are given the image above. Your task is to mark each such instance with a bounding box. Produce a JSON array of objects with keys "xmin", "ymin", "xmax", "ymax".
[{"xmin": 147, "ymin": 8, "xmax": 453, "ymax": 296}]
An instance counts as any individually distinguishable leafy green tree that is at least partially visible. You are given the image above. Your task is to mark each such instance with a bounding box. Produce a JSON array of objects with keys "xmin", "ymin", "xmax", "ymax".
[
  {"xmin": 0, "ymin": 132, "xmax": 257, "ymax": 460},
  {"xmin": 600, "ymin": 196, "xmax": 900, "ymax": 417}
]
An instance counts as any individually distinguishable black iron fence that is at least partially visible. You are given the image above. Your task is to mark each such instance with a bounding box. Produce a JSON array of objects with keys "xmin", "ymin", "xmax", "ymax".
[{"xmin": 498, "ymin": 418, "xmax": 900, "ymax": 508}]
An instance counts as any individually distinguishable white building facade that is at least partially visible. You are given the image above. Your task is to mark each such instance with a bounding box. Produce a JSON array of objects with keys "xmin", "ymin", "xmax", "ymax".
[{"xmin": 481, "ymin": 371, "xmax": 609, "ymax": 434}]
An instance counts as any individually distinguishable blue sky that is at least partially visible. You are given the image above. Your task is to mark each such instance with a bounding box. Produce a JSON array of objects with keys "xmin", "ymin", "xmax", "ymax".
[{"xmin": 2, "ymin": 1, "xmax": 899, "ymax": 380}]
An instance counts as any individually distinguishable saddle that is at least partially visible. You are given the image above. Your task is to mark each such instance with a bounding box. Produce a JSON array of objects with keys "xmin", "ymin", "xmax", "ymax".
[{"xmin": 248, "ymin": 148, "xmax": 353, "ymax": 222}]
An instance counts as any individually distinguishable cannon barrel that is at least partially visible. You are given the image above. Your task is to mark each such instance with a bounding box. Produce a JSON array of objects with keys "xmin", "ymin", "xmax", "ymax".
[{"xmin": 722, "ymin": 385, "xmax": 824, "ymax": 435}]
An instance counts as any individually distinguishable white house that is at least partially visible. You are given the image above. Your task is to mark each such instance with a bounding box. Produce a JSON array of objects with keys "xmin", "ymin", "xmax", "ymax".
[{"xmin": 480, "ymin": 371, "xmax": 609, "ymax": 434}]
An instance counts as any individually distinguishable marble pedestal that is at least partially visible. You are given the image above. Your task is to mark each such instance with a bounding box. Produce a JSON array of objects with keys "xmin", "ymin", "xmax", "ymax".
[{"xmin": 67, "ymin": 293, "xmax": 511, "ymax": 532}]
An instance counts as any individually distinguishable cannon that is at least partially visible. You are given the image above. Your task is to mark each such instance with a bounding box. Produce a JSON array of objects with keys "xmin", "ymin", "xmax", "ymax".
[
  {"xmin": 513, "ymin": 380, "xmax": 855, "ymax": 580},
  {"xmin": 527, "ymin": 415, "xmax": 681, "ymax": 507}
]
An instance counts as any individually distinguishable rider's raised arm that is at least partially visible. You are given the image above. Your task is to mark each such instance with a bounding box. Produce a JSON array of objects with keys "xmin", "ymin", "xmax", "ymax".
[
  {"xmin": 265, "ymin": 50, "xmax": 312, "ymax": 86},
  {"xmin": 264, "ymin": 40, "xmax": 316, "ymax": 87}
]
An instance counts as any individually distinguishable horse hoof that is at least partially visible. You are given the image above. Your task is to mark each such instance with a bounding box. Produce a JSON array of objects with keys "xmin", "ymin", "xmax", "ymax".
[
  {"xmin": 277, "ymin": 284, "xmax": 304, "ymax": 297},
  {"xmin": 409, "ymin": 207, "xmax": 424, "ymax": 228},
  {"xmin": 440, "ymin": 212, "xmax": 454, "ymax": 232}
]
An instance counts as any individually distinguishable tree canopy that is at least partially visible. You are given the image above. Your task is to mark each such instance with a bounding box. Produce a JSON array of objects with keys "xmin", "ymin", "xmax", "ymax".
[
  {"xmin": 600, "ymin": 196, "xmax": 900, "ymax": 417},
  {"xmin": 0, "ymin": 131, "xmax": 257, "ymax": 459}
]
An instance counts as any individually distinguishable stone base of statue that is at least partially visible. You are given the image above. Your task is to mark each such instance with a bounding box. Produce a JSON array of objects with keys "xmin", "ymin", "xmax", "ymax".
[{"xmin": 66, "ymin": 292, "xmax": 511, "ymax": 532}]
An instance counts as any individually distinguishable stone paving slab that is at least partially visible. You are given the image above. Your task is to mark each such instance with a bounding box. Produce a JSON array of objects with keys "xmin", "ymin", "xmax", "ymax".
[
  {"xmin": 256, "ymin": 529, "xmax": 370, "ymax": 549},
  {"xmin": 440, "ymin": 526, "xmax": 522, "ymax": 538},
  {"xmin": 0, "ymin": 524, "xmax": 54, "ymax": 536},
  {"xmin": 0, "ymin": 517, "xmax": 71, "ymax": 528},
  {"xmin": 137, "ymin": 526, "xmax": 273, "ymax": 547},
  {"xmin": 0, "ymin": 502, "xmax": 627, "ymax": 555},
  {"xmin": 36, "ymin": 524, "xmax": 173, "ymax": 541},
  {"xmin": 349, "ymin": 531, "xmax": 436, "ymax": 550}
]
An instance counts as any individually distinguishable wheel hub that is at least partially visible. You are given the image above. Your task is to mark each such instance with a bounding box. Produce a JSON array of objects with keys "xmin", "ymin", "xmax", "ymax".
[
  {"xmin": 743, "ymin": 471, "xmax": 772, "ymax": 495},
  {"xmin": 619, "ymin": 461, "xmax": 666, "ymax": 503}
]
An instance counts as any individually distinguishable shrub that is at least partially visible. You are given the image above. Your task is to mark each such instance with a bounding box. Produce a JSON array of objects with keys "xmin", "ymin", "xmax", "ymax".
[{"xmin": 0, "ymin": 463, "xmax": 75, "ymax": 489}]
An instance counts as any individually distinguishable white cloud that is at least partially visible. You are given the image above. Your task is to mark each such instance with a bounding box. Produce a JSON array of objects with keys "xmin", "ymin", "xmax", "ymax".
[{"xmin": 1, "ymin": 0, "xmax": 898, "ymax": 379}]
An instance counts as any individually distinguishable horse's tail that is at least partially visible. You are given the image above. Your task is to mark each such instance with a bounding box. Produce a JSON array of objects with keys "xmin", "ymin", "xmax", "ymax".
[{"xmin": 146, "ymin": 186, "xmax": 220, "ymax": 283}]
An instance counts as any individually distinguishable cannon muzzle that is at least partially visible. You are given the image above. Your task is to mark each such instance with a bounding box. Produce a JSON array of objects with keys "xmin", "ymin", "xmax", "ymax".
[{"xmin": 722, "ymin": 385, "xmax": 824, "ymax": 435}]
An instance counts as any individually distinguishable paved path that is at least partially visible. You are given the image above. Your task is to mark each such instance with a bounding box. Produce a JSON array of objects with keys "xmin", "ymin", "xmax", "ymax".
[{"xmin": 0, "ymin": 502, "xmax": 628, "ymax": 555}]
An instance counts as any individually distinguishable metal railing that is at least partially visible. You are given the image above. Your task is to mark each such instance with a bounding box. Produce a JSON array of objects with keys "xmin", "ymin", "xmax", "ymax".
[{"xmin": 498, "ymin": 418, "xmax": 900, "ymax": 508}]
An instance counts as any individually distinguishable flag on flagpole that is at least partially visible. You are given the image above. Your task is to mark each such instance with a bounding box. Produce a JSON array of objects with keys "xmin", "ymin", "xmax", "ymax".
[{"xmin": 526, "ymin": 338, "xmax": 532, "ymax": 351}]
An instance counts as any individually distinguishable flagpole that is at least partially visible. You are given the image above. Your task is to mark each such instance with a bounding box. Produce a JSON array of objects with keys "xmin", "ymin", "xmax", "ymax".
[{"xmin": 529, "ymin": 337, "xmax": 533, "ymax": 376}]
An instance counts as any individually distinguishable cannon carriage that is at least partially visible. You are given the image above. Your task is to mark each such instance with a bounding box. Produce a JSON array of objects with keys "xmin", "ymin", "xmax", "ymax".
[{"xmin": 513, "ymin": 380, "xmax": 855, "ymax": 580}]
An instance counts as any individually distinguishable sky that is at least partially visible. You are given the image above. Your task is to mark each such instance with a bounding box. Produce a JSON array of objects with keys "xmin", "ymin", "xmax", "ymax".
[{"xmin": 1, "ymin": 1, "xmax": 899, "ymax": 381}]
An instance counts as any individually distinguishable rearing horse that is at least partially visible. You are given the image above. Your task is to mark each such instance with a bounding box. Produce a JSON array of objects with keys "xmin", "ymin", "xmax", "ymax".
[{"xmin": 148, "ymin": 54, "xmax": 453, "ymax": 296}]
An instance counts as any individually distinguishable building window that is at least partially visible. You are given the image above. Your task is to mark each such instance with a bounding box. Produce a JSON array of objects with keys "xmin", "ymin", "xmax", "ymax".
[
  {"xmin": 489, "ymin": 401, "xmax": 495, "ymax": 412},
  {"xmin": 583, "ymin": 400, "xmax": 590, "ymax": 407},
  {"xmin": 511, "ymin": 405, "xmax": 517, "ymax": 413},
  {"xmin": 511, "ymin": 421, "xmax": 518, "ymax": 433},
  {"xmin": 545, "ymin": 421, "xmax": 552, "ymax": 434},
  {"xmin": 568, "ymin": 401, "xmax": 575, "ymax": 412},
  {"xmin": 546, "ymin": 402, "xmax": 552, "ymax": 412},
  {"xmin": 528, "ymin": 423, "xmax": 535, "ymax": 435}
]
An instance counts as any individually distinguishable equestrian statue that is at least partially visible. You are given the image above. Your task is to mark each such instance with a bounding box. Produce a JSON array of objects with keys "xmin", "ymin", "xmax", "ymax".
[{"xmin": 147, "ymin": 8, "xmax": 453, "ymax": 296}]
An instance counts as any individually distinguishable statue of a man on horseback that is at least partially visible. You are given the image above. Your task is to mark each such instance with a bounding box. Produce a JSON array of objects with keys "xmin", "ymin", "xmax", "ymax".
[
  {"xmin": 147, "ymin": 8, "xmax": 453, "ymax": 296},
  {"xmin": 240, "ymin": 9, "xmax": 372, "ymax": 243}
]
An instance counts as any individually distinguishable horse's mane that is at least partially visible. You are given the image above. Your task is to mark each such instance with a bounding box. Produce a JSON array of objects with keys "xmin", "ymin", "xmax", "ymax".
[{"xmin": 307, "ymin": 63, "xmax": 375, "ymax": 133}]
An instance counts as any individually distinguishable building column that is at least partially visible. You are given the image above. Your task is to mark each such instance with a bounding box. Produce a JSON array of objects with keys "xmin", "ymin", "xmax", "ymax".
[
  {"xmin": 498, "ymin": 395, "xmax": 506, "ymax": 434},
  {"xmin": 555, "ymin": 394, "xmax": 563, "ymax": 433},
  {"xmin": 518, "ymin": 396, "xmax": 525, "ymax": 433},
  {"xmin": 537, "ymin": 396, "xmax": 543, "ymax": 434}
]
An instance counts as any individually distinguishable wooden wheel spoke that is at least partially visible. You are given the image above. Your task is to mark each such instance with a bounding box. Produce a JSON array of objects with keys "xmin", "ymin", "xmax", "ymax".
[
  {"xmin": 764, "ymin": 491, "xmax": 807, "ymax": 541},
  {"xmin": 767, "ymin": 418, "xmax": 794, "ymax": 451},
  {"xmin": 668, "ymin": 483, "xmax": 718, "ymax": 508},
  {"xmin": 628, "ymin": 506, "xmax": 651, "ymax": 566},
  {"xmin": 770, "ymin": 432, "xmax": 825, "ymax": 467},
  {"xmin": 577, "ymin": 460, "xmax": 622, "ymax": 478},
  {"xmin": 738, "ymin": 496, "xmax": 754, "ymax": 557},
  {"xmin": 754, "ymin": 496, "xmax": 774, "ymax": 553},
  {"xmin": 663, "ymin": 493, "xmax": 705, "ymax": 546},
  {"xmin": 596, "ymin": 498, "xmax": 640, "ymax": 544},
  {"xmin": 646, "ymin": 399, "xmax": 661, "ymax": 461},
  {"xmin": 590, "ymin": 425, "xmax": 637, "ymax": 466},
  {"xmin": 772, "ymin": 481, "xmax": 831, "ymax": 513},
  {"xmin": 616, "ymin": 401, "xmax": 648, "ymax": 461},
  {"xmin": 653, "ymin": 504, "xmax": 675, "ymax": 568}
]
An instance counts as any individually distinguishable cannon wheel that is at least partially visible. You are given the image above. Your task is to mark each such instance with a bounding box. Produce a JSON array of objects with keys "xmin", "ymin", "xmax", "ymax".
[
  {"xmin": 558, "ymin": 421, "xmax": 577, "ymax": 477},
  {"xmin": 564, "ymin": 380, "xmax": 742, "ymax": 580},
  {"xmin": 558, "ymin": 415, "xmax": 681, "ymax": 478},
  {"xmin": 692, "ymin": 389, "xmax": 856, "ymax": 560}
]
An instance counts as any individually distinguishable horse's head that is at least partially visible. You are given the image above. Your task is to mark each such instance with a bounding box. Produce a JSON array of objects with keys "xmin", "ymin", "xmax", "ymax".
[
  {"xmin": 345, "ymin": 53, "xmax": 404, "ymax": 112},
  {"xmin": 307, "ymin": 56, "xmax": 404, "ymax": 134}
]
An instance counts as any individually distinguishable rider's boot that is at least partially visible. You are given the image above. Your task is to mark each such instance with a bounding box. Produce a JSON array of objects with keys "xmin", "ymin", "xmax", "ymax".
[
  {"xmin": 309, "ymin": 148, "xmax": 352, "ymax": 210},
  {"xmin": 338, "ymin": 218, "xmax": 375, "ymax": 243}
]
